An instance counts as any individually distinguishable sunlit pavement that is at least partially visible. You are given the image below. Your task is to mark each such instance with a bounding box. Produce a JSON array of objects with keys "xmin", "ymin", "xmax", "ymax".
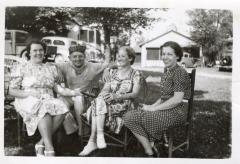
[{"xmin": 132, "ymin": 63, "xmax": 232, "ymax": 79}]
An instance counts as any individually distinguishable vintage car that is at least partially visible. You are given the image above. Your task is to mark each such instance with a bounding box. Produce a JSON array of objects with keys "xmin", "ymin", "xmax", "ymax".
[
  {"xmin": 41, "ymin": 36, "xmax": 80, "ymax": 63},
  {"xmin": 180, "ymin": 52, "xmax": 197, "ymax": 68}
]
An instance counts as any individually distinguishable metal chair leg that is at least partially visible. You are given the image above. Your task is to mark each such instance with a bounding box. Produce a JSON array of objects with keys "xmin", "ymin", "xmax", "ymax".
[
  {"xmin": 168, "ymin": 130, "xmax": 173, "ymax": 158},
  {"xmin": 123, "ymin": 128, "xmax": 128, "ymax": 152},
  {"xmin": 17, "ymin": 113, "xmax": 21, "ymax": 147},
  {"xmin": 185, "ymin": 124, "xmax": 190, "ymax": 151}
]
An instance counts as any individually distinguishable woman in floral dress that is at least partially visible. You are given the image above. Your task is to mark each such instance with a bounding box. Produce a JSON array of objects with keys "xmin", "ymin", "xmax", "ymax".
[
  {"xmin": 79, "ymin": 46, "xmax": 142, "ymax": 156},
  {"xmin": 9, "ymin": 41, "xmax": 82, "ymax": 156}
]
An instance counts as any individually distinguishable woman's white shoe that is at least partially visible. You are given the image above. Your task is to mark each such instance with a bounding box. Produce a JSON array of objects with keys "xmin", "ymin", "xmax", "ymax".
[
  {"xmin": 97, "ymin": 135, "xmax": 107, "ymax": 149},
  {"xmin": 78, "ymin": 141, "xmax": 97, "ymax": 156}
]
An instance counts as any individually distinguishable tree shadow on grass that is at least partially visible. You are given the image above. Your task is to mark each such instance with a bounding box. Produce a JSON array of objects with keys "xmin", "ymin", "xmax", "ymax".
[
  {"xmin": 4, "ymin": 79, "xmax": 231, "ymax": 158},
  {"xmin": 4, "ymin": 98, "xmax": 231, "ymax": 158}
]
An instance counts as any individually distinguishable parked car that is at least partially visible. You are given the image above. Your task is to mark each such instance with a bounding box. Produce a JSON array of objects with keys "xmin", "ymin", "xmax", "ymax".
[
  {"xmin": 218, "ymin": 55, "xmax": 232, "ymax": 72},
  {"xmin": 217, "ymin": 38, "xmax": 232, "ymax": 72},
  {"xmin": 41, "ymin": 36, "xmax": 82, "ymax": 63},
  {"xmin": 179, "ymin": 52, "xmax": 198, "ymax": 68}
]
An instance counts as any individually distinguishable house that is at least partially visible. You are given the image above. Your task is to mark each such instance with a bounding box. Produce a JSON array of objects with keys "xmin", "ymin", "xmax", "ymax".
[{"xmin": 140, "ymin": 30, "xmax": 202, "ymax": 67}]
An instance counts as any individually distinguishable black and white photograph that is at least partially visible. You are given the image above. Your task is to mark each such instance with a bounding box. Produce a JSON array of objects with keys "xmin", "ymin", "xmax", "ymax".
[{"xmin": 1, "ymin": 0, "xmax": 239, "ymax": 163}]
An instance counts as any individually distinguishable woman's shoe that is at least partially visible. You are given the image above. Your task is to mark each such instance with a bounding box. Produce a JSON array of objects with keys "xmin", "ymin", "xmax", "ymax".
[
  {"xmin": 152, "ymin": 144, "xmax": 160, "ymax": 157},
  {"xmin": 35, "ymin": 144, "xmax": 45, "ymax": 157},
  {"xmin": 78, "ymin": 141, "xmax": 97, "ymax": 156},
  {"xmin": 96, "ymin": 134, "xmax": 107, "ymax": 149},
  {"xmin": 44, "ymin": 150, "xmax": 55, "ymax": 156}
]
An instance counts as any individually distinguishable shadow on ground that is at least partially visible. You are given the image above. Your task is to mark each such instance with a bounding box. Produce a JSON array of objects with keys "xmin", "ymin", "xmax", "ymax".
[{"xmin": 4, "ymin": 70, "xmax": 231, "ymax": 158}]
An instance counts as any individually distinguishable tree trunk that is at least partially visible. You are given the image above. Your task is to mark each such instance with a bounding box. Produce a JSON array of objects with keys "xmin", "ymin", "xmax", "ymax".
[
  {"xmin": 103, "ymin": 25, "xmax": 111, "ymax": 45},
  {"xmin": 103, "ymin": 24, "xmax": 117, "ymax": 61}
]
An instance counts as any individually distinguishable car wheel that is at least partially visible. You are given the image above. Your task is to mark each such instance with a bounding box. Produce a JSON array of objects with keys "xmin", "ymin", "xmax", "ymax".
[{"xmin": 54, "ymin": 54, "xmax": 65, "ymax": 63}]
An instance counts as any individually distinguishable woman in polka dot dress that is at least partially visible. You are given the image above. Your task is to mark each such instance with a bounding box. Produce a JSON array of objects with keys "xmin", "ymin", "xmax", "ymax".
[{"xmin": 123, "ymin": 41, "xmax": 191, "ymax": 157}]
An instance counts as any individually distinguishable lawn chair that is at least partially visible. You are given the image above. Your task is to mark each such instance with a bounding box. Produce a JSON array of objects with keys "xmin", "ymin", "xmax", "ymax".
[
  {"xmin": 80, "ymin": 69, "xmax": 148, "ymax": 154},
  {"xmin": 4, "ymin": 55, "xmax": 27, "ymax": 147},
  {"xmin": 154, "ymin": 68, "xmax": 196, "ymax": 158}
]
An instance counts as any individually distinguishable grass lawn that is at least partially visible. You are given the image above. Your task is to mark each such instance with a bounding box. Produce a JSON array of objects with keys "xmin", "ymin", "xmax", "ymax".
[{"xmin": 4, "ymin": 68, "xmax": 232, "ymax": 158}]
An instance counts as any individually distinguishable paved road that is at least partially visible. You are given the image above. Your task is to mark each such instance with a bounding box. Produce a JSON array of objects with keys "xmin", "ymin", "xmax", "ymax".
[{"xmin": 132, "ymin": 64, "xmax": 232, "ymax": 80}]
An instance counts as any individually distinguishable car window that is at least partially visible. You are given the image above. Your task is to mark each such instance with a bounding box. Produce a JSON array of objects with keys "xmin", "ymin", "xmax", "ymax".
[
  {"xmin": 15, "ymin": 32, "xmax": 28, "ymax": 43},
  {"xmin": 53, "ymin": 40, "xmax": 65, "ymax": 45},
  {"xmin": 5, "ymin": 32, "xmax": 12, "ymax": 40},
  {"xmin": 71, "ymin": 41, "xmax": 77, "ymax": 46},
  {"xmin": 42, "ymin": 39, "xmax": 52, "ymax": 45}
]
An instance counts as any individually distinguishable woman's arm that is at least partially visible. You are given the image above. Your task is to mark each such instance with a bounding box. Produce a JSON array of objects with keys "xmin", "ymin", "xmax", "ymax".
[
  {"xmin": 9, "ymin": 88, "xmax": 39, "ymax": 99},
  {"xmin": 116, "ymin": 79, "xmax": 141, "ymax": 100},
  {"xmin": 54, "ymin": 84, "xmax": 82, "ymax": 97},
  {"xmin": 98, "ymin": 82, "xmax": 111, "ymax": 97},
  {"xmin": 104, "ymin": 73, "xmax": 142, "ymax": 102},
  {"xmin": 143, "ymin": 92, "xmax": 184, "ymax": 111}
]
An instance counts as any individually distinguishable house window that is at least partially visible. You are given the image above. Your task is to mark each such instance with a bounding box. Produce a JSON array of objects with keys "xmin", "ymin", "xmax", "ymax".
[
  {"xmin": 96, "ymin": 31, "xmax": 101, "ymax": 44},
  {"xmin": 146, "ymin": 48, "xmax": 160, "ymax": 60},
  {"xmin": 89, "ymin": 31, "xmax": 94, "ymax": 43},
  {"xmin": 80, "ymin": 30, "xmax": 88, "ymax": 42}
]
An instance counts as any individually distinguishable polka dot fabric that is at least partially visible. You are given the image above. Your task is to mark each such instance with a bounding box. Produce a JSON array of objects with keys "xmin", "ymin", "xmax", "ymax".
[{"xmin": 123, "ymin": 64, "xmax": 191, "ymax": 141}]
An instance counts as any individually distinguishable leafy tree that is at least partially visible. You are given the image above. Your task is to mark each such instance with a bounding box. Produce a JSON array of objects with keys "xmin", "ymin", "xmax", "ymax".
[
  {"xmin": 35, "ymin": 7, "xmax": 76, "ymax": 36},
  {"xmin": 5, "ymin": 7, "xmax": 75, "ymax": 37},
  {"xmin": 187, "ymin": 9, "xmax": 232, "ymax": 65},
  {"xmin": 74, "ymin": 8, "xmax": 162, "ymax": 44},
  {"xmin": 6, "ymin": 6, "xmax": 163, "ymax": 60},
  {"xmin": 5, "ymin": 7, "xmax": 39, "ymax": 35}
]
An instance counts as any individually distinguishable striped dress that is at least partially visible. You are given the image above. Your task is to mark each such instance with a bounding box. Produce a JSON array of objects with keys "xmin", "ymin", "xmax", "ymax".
[{"xmin": 123, "ymin": 64, "xmax": 191, "ymax": 141}]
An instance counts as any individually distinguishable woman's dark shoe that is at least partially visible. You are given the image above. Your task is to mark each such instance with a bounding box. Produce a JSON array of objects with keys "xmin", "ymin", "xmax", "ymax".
[
  {"xmin": 142, "ymin": 149, "xmax": 158, "ymax": 158},
  {"xmin": 152, "ymin": 146, "xmax": 160, "ymax": 157}
]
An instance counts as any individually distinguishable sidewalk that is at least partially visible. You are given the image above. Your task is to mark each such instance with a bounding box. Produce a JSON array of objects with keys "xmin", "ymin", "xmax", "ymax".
[{"xmin": 132, "ymin": 63, "xmax": 232, "ymax": 79}]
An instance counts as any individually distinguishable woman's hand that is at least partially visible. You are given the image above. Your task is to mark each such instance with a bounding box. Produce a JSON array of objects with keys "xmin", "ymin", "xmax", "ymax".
[
  {"xmin": 142, "ymin": 104, "xmax": 155, "ymax": 112},
  {"xmin": 102, "ymin": 93, "xmax": 119, "ymax": 103}
]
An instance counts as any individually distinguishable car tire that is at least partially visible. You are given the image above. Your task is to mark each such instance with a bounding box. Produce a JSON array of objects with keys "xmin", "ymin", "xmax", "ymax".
[{"xmin": 54, "ymin": 54, "xmax": 65, "ymax": 63}]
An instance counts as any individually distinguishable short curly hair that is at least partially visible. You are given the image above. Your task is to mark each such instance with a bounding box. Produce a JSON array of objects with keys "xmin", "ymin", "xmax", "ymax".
[
  {"xmin": 160, "ymin": 41, "xmax": 183, "ymax": 62},
  {"xmin": 118, "ymin": 46, "xmax": 136, "ymax": 65},
  {"xmin": 25, "ymin": 40, "xmax": 46, "ymax": 60}
]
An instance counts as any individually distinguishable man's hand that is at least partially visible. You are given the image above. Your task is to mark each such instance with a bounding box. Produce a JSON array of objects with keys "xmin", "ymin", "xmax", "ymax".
[
  {"xmin": 73, "ymin": 88, "xmax": 83, "ymax": 96},
  {"xmin": 102, "ymin": 68, "xmax": 111, "ymax": 82}
]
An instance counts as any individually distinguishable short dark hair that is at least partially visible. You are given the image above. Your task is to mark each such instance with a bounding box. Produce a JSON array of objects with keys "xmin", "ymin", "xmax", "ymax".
[
  {"xmin": 160, "ymin": 41, "xmax": 183, "ymax": 62},
  {"xmin": 25, "ymin": 40, "xmax": 46, "ymax": 60},
  {"xmin": 119, "ymin": 46, "xmax": 136, "ymax": 65}
]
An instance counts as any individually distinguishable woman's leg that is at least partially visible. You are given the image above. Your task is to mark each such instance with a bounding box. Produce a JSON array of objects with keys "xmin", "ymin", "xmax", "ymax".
[
  {"xmin": 123, "ymin": 110, "xmax": 153, "ymax": 155},
  {"xmin": 37, "ymin": 113, "xmax": 66, "ymax": 145},
  {"xmin": 132, "ymin": 132, "xmax": 153, "ymax": 155},
  {"xmin": 96, "ymin": 114, "xmax": 106, "ymax": 148},
  {"xmin": 79, "ymin": 114, "xmax": 98, "ymax": 156},
  {"xmin": 37, "ymin": 114, "xmax": 54, "ymax": 154}
]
